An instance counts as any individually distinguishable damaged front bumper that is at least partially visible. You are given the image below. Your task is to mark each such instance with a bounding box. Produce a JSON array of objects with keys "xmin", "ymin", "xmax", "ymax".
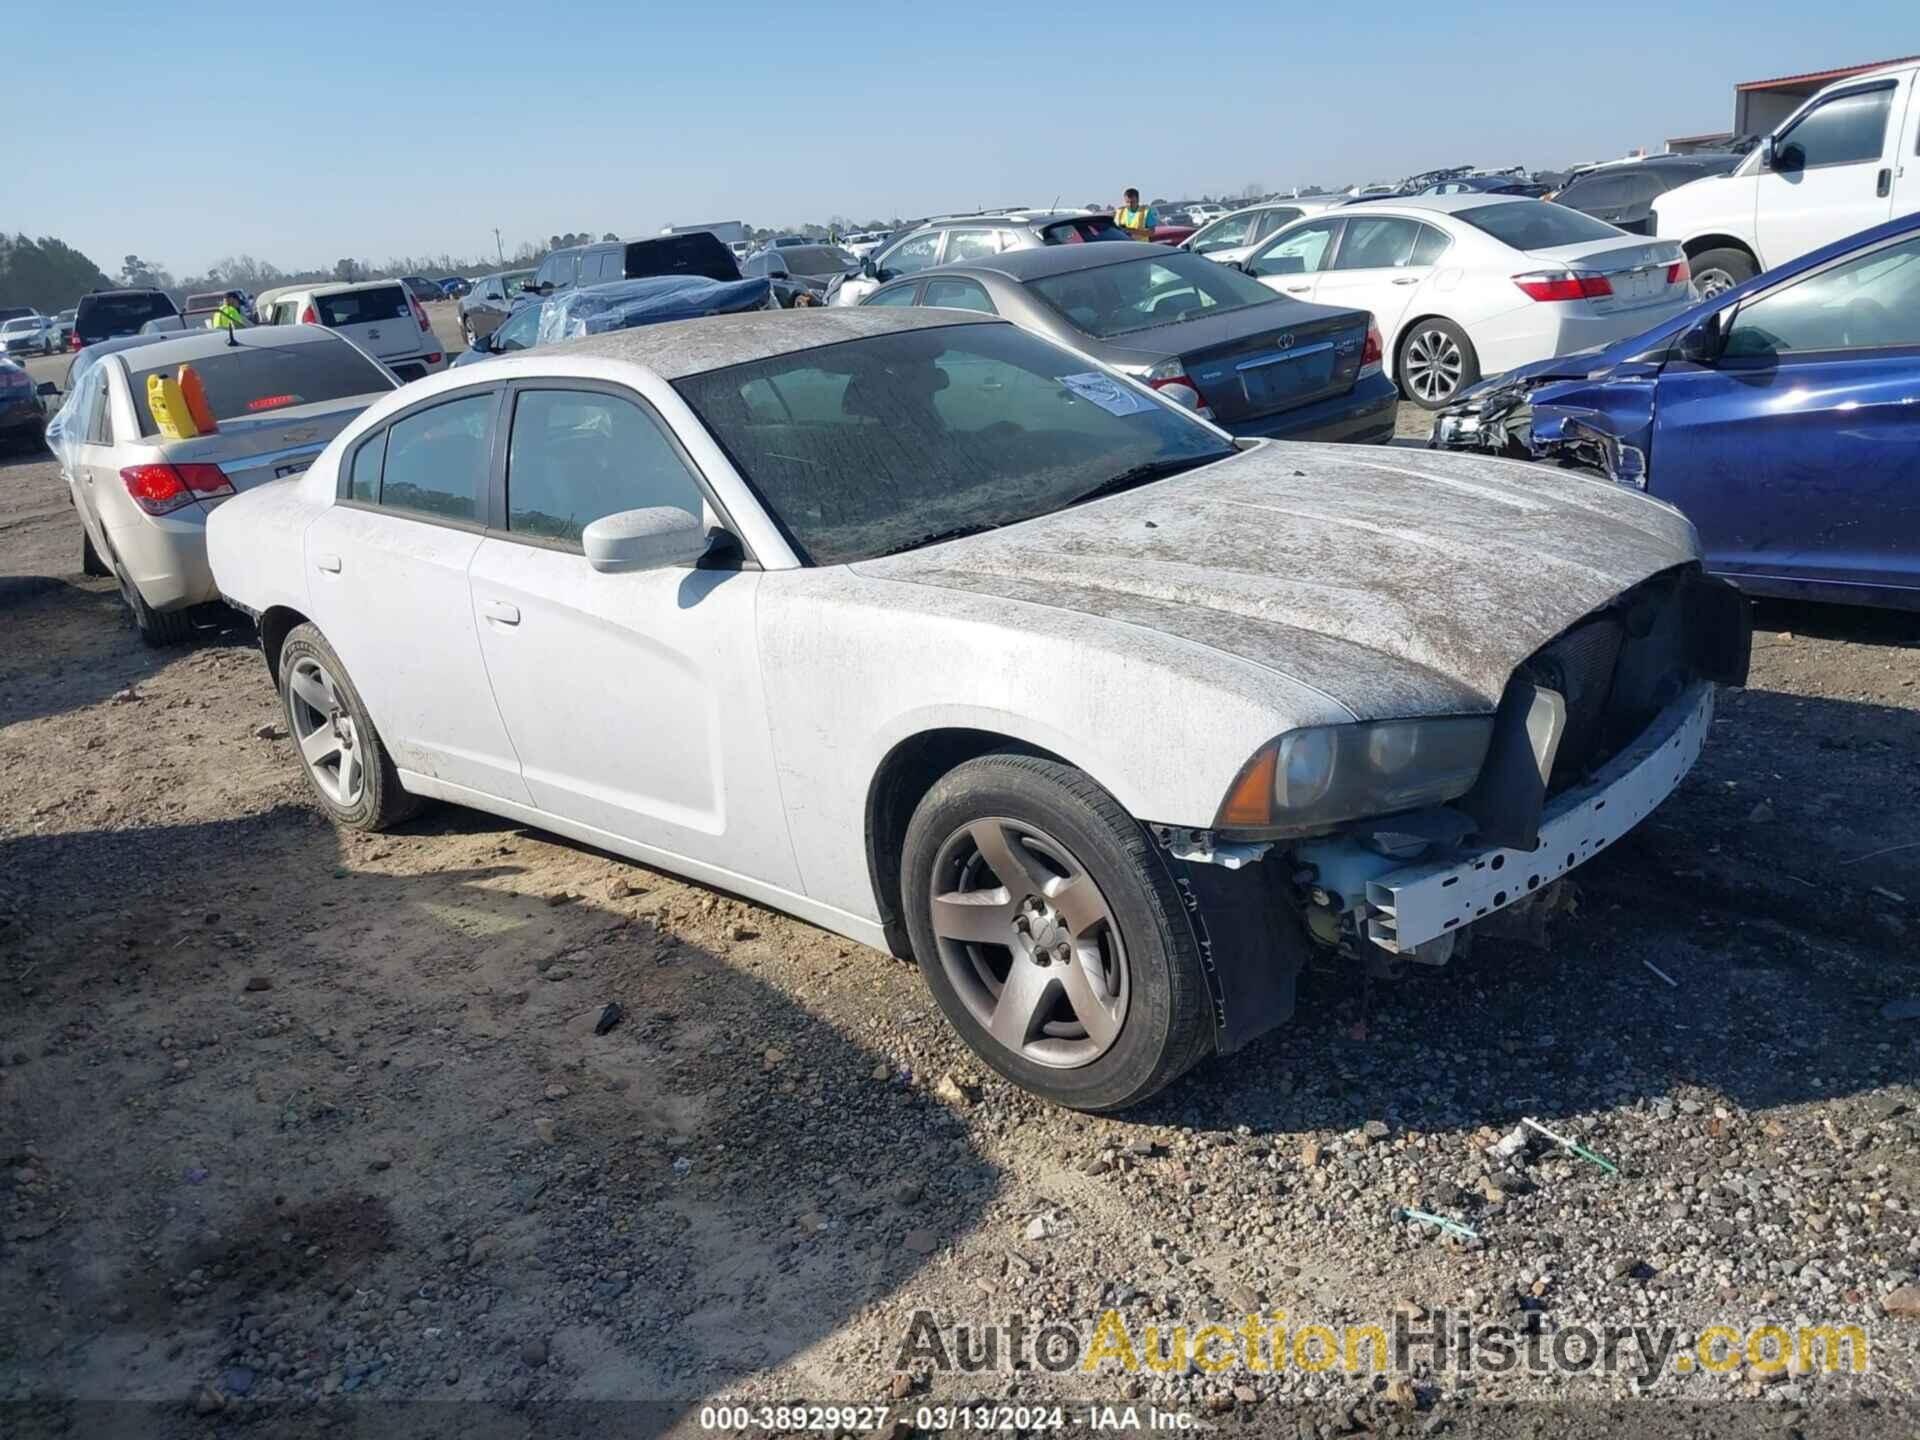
[
  {"xmin": 1429, "ymin": 371, "xmax": 1655, "ymax": 488},
  {"xmin": 1343, "ymin": 679, "xmax": 1711, "ymax": 954}
]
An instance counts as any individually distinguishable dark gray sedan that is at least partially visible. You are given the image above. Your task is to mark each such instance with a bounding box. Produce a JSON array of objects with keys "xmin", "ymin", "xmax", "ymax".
[{"xmin": 859, "ymin": 243, "xmax": 1396, "ymax": 443}]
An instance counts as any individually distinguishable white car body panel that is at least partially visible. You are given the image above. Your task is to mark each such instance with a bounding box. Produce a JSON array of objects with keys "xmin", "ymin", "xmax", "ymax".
[
  {"xmin": 1185, "ymin": 201, "xmax": 1335, "ymax": 269},
  {"xmin": 1655, "ymin": 62, "xmax": 1919, "ymax": 273},
  {"xmin": 1245, "ymin": 197, "xmax": 1690, "ymax": 386}
]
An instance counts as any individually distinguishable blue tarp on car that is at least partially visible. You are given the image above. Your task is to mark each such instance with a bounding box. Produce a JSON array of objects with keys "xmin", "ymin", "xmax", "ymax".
[{"xmin": 534, "ymin": 276, "xmax": 771, "ymax": 347}]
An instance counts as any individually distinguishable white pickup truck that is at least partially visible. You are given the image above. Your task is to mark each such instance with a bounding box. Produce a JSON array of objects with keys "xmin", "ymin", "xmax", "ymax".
[{"xmin": 1654, "ymin": 59, "xmax": 1919, "ymax": 295}]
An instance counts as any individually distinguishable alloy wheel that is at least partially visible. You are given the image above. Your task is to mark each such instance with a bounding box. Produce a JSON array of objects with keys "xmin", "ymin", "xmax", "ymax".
[
  {"xmin": 928, "ymin": 818, "xmax": 1129, "ymax": 1069},
  {"xmin": 1403, "ymin": 328, "xmax": 1465, "ymax": 403},
  {"xmin": 287, "ymin": 657, "xmax": 365, "ymax": 806},
  {"xmin": 1693, "ymin": 267, "xmax": 1737, "ymax": 299}
]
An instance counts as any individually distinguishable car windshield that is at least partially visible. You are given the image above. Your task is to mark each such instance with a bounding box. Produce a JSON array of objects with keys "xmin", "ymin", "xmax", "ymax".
[
  {"xmin": 127, "ymin": 338, "xmax": 395, "ymax": 437},
  {"xmin": 783, "ymin": 246, "xmax": 857, "ymax": 276},
  {"xmin": 672, "ymin": 322, "xmax": 1234, "ymax": 566},
  {"xmin": 1, "ymin": 319, "xmax": 33, "ymax": 333},
  {"xmin": 1025, "ymin": 251, "xmax": 1285, "ymax": 338},
  {"xmin": 1454, "ymin": 201, "xmax": 1623, "ymax": 249}
]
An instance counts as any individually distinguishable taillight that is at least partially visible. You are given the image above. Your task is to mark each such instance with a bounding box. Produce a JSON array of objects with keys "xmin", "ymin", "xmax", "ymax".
[
  {"xmin": 425, "ymin": 352, "xmax": 442, "ymax": 365},
  {"xmin": 1145, "ymin": 360, "xmax": 1214, "ymax": 418},
  {"xmin": 1360, "ymin": 321, "xmax": 1384, "ymax": 373},
  {"xmin": 69, "ymin": 332, "xmax": 81, "ymax": 350},
  {"xmin": 411, "ymin": 297, "xmax": 431, "ymax": 332},
  {"xmin": 300, "ymin": 305, "xmax": 317, "ymax": 325},
  {"xmin": 1512, "ymin": 271, "xmax": 1613, "ymax": 302},
  {"xmin": 119, "ymin": 462, "xmax": 234, "ymax": 516},
  {"xmin": 1666, "ymin": 258, "xmax": 1690, "ymax": 287}
]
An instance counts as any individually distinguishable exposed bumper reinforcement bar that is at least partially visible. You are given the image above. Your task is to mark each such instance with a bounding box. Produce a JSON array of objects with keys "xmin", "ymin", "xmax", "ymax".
[{"xmin": 1362, "ymin": 681, "xmax": 1714, "ymax": 953}]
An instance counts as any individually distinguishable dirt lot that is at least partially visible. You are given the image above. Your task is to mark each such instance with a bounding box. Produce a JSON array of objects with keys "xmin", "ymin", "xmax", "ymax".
[{"xmin": 4, "ymin": 316, "xmax": 1920, "ymax": 1438}]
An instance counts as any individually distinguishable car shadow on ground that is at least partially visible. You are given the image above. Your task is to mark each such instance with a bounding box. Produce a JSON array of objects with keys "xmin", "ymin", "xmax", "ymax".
[
  {"xmin": 1130, "ymin": 683, "xmax": 1920, "ymax": 1146},
  {"xmin": 0, "ymin": 577, "xmax": 255, "ymax": 731},
  {"xmin": 1751, "ymin": 596, "xmax": 1920, "ymax": 647},
  {"xmin": 0, "ymin": 805, "xmax": 998, "ymax": 1439}
]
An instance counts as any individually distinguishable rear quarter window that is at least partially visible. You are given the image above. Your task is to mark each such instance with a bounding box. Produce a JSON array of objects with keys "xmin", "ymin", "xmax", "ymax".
[
  {"xmin": 127, "ymin": 338, "xmax": 397, "ymax": 437},
  {"xmin": 316, "ymin": 288, "xmax": 411, "ymax": 327}
]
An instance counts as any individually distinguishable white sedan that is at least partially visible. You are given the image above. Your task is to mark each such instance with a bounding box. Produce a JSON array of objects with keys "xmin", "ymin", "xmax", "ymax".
[
  {"xmin": 1237, "ymin": 195, "xmax": 1692, "ymax": 407},
  {"xmin": 207, "ymin": 308, "xmax": 1748, "ymax": 1111},
  {"xmin": 1183, "ymin": 200, "xmax": 1336, "ymax": 268}
]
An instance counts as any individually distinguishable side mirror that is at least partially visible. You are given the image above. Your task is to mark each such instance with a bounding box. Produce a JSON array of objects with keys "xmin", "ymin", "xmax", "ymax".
[
  {"xmin": 36, "ymin": 380, "xmax": 58, "ymax": 397},
  {"xmin": 583, "ymin": 507, "xmax": 710, "ymax": 574},
  {"xmin": 1678, "ymin": 312, "xmax": 1724, "ymax": 366},
  {"xmin": 860, "ymin": 257, "xmax": 878, "ymax": 279}
]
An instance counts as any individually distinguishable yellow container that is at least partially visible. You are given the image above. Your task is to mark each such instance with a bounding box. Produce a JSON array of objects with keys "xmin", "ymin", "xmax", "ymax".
[{"xmin": 146, "ymin": 374, "xmax": 200, "ymax": 440}]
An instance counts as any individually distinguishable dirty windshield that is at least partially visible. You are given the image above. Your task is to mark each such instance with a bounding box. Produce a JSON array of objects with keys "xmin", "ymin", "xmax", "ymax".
[{"xmin": 673, "ymin": 322, "xmax": 1233, "ymax": 565}]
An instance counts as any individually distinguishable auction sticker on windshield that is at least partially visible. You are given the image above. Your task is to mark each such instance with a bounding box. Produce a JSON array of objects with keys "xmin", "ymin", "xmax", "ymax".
[{"xmin": 1059, "ymin": 372, "xmax": 1153, "ymax": 416}]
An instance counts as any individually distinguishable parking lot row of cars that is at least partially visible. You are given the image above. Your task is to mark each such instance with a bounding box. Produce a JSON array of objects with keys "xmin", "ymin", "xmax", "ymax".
[{"xmin": 2, "ymin": 50, "xmax": 1913, "ymax": 1110}]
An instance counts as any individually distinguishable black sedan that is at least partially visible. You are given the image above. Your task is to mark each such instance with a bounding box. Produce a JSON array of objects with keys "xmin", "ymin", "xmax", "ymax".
[{"xmin": 858, "ymin": 242, "xmax": 1396, "ymax": 444}]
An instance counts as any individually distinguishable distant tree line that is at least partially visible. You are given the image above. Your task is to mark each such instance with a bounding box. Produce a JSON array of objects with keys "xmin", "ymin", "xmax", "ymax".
[{"xmin": 0, "ymin": 235, "xmax": 113, "ymax": 313}]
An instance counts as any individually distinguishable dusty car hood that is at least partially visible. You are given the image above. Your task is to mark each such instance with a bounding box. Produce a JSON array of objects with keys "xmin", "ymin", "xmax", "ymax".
[{"xmin": 850, "ymin": 443, "xmax": 1699, "ymax": 720}]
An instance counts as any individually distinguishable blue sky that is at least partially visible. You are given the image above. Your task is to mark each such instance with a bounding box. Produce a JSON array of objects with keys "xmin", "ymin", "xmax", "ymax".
[{"xmin": 4, "ymin": 1, "xmax": 1912, "ymax": 274}]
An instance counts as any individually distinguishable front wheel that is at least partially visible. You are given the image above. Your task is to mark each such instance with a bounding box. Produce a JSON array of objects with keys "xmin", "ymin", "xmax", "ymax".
[
  {"xmin": 1689, "ymin": 247, "xmax": 1757, "ymax": 300},
  {"xmin": 278, "ymin": 623, "xmax": 421, "ymax": 831},
  {"xmin": 901, "ymin": 754, "xmax": 1214, "ymax": 1111},
  {"xmin": 1399, "ymin": 319, "xmax": 1480, "ymax": 409}
]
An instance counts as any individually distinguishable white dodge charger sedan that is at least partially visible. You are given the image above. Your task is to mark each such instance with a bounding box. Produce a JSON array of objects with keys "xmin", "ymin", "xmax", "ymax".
[{"xmin": 207, "ymin": 308, "xmax": 1749, "ymax": 1110}]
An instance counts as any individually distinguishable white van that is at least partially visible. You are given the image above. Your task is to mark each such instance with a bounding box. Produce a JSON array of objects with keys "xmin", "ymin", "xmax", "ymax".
[{"xmin": 1655, "ymin": 60, "xmax": 1920, "ymax": 296}]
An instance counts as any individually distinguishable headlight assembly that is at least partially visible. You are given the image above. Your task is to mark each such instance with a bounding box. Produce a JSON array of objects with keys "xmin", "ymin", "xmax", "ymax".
[{"xmin": 1216, "ymin": 717, "xmax": 1494, "ymax": 836}]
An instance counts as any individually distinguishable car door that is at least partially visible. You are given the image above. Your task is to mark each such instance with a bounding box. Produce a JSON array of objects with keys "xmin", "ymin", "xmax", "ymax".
[
  {"xmin": 302, "ymin": 386, "xmax": 533, "ymax": 805},
  {"xmin": 1755, "ymin": 77, "xmax": 1904, "ymax": 268},
  {"xmin": 65, "ymin": 364, "xmax": 114, "ymax": 555},
  {"xmin": 1244, "ymin": 215, "xmax": 1344, "ymax": 300},
  {"xmin": 465, "ymin": 382, "xmax": 800, "ymax": 887},
  {"xmin": 1308, "ymin": 215, "xmax": 1437, "ymax": 343},
  {"xmin": 1649, "ymin": 230, "xmax": 1920, "ymax": 597}
]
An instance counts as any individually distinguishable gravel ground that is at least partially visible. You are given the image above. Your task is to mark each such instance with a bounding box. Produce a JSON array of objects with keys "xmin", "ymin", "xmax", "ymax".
[{"xmin": 4, "ymin": 319, "xmax": 1920, "ymax": 1438}]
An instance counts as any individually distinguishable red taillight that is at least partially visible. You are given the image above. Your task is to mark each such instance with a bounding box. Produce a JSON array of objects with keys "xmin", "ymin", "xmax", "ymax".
[
  {"xmin": 425, "ymin": 352, "xmax": 442, "ymax": 365},
  {"xmin": 69, "ymin": 332, "xmax": 81, "ymax": 350},
  {"xmin": 1667, "ymin": 259, "xmax": 1691, "ymax": 287},
  {"xmin": 1512, "ymin": 271, "xmax": 1613, "ymax": 302},
  {"xmin": 119, "ymin": 462, "xmax": 234, "ymax": 516},
  {"xmin": 300, "ymin": 305, "xmax": 317, "ymax": 325},
  {"xmin": 411, "ymin": 297, "xmax": 431, "ymax": 332},
  {"xmin": 1361, "ymin": 321, "xmax": 1384, "ymax": 372},
  {"xmin": 1149, "ymin": 375, "xmax": 1203, "ymax": 408}
]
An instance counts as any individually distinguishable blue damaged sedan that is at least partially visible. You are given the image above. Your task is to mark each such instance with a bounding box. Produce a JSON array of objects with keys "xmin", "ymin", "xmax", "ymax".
[{"xmin": 1432, "ymin": 211, "xmax": 1920, "ymax": 612}]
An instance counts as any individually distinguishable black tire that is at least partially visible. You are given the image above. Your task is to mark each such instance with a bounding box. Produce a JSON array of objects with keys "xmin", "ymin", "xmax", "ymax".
[
  {"xmin": 278, "ymin": 622, "xmax": 421, "ymax": 831},
  {"xmin": 1398, "ymin": 318, "xmax": 1480, "ymax": 409},
  {"xmin": 110, "ymin": 552, "xmax": 196, "ymax": 646},
  {"xmin": 1689, "ymin": 246, "xmax": 1757, "ymax": 300},
  {"xmin": 901, "ymin": 754, "xmax": 1213, "ymax": 1112},
  {"xmin": 460, "ymin": 317, "xmax": 476, "ymax": 347},
  {"xmin": 81, "ymin": 526, "xmax": 109, "ymax": 577}
]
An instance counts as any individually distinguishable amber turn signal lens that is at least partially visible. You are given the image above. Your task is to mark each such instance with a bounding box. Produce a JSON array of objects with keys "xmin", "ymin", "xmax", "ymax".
[{"xmin": 1216, "ymin": 745, "xmax": 1276, "ymax": 829}]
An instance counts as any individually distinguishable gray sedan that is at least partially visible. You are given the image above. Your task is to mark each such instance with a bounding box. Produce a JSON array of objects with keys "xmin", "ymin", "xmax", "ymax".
[{"xmin": 859, "ymin": 243, "xmax": 1396, "ymax": 444}]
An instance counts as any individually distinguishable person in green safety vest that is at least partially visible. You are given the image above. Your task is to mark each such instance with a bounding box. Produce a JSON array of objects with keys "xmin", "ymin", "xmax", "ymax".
[
  {"xmin": 209, "ymin": 291, "xmax": 249, "ymax": 330},
  {"xmin": 1114, "ymin": 188, "xmax": 1158, "ymax": 242}
]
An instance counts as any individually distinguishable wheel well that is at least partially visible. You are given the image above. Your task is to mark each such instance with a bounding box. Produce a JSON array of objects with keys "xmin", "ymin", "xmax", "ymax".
[
  {"xmin": 257, "ymin": 606, "xmax": 310, "ymax": 684},
  {"xmin": 1681, "ymin": 234, "xmax": 1757, "ymax": 264},
  {"xmin": 864, "ymin": 728, "xmax": 1069, "ymax": 960}
]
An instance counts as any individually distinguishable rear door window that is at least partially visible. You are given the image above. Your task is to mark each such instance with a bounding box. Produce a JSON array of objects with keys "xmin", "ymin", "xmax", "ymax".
[
  {"xmin": 316, "ymin": 287, "xmax": 410, "ymax": 327},
  {"xmin": 376, "ymin": 393, "xmax": 495, "ymax": 523},
  {"xmin": 922, "ymin": 278, "xmax": 996, "ymax": 313},
  {"xmin": 1330, "ymin": 216, "xmax": 1422, "ymax": 270},
  {"xmin": 127, "ymin": 337, "xmax": 396, "ymax": 437}
]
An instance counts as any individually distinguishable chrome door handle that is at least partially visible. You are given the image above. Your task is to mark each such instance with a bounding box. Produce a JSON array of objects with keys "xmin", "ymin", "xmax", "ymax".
[
  {"xmin": 316, "ymin": 553, "xmax": 342, "ymax": 573},
  {"xmin": 482, "ymin": 599, "xmax": 520, "ymax": 625},
  {"xmin": 1392, "ymin": 276, "xmax": 1420, "ymax": 285},
  {"xmin": 1283, "ymin": 285, "xmax": 1310, "ymax": 294}
]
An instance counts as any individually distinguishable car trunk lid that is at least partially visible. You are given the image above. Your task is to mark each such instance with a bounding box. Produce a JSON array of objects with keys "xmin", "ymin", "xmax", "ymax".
[
  {"xmin": 315, "ymin": 286, "xmax": 424, "ymax": 359},
  {"xmin": 1116, "ymin": 302, "xmax": 1368, "ymax": 424},
  {"xmin": 153, "ymin": 396, "xmax": 377, "ymax": 499},
  {"xmin": 1521, "ymin": 237, "xmax": 1689, "ymax": 314}
]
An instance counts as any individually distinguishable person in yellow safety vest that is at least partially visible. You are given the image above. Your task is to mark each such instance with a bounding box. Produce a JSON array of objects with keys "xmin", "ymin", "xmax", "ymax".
[
  {"xmin": 209, "ymin": 291, "xmax": 249, "ymax": 330},
  {"xmin": 1114, "ymin": 188, "xmax": 1158, "ymax": 242}
]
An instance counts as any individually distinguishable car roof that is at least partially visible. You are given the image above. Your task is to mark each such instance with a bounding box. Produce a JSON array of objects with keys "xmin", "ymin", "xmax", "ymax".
[
  {"xmin": 942, "ymin": 240, "xmax": 1178, "ymax": 283},
  {"xmin": 554, "ymin": 306, "xmax": 998, "ymax": 380},
  {"xmin": 1333, "ymin": 193, "xmax": 1535, "ymax": 218},
  {"xmin": 102, "ymin": 324, "xmax": 344, "ymax": 372},
  {"xmin": 301, "ymin": 279, "xmax": 410, "ymax": 296},
  {"xmin": 81, "ymin": 288, "xmax": 169, "ymax": 301}
]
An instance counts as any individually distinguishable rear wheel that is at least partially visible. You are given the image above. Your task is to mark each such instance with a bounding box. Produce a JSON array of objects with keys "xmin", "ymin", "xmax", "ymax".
[
  {"xmin": 80, "ymin": 526, "xmax": 108, "ymax": 577},
  {"xmin": 279, "ymin": 622, "xmax": 421, "ymax": 831},
  {"xmin": 901, "ymin": 754, "xmax": 1213, "ymax": 1112},
  {"xmin": 1399, "ymin": 319, "xmax": 1479, "ymax": 409},
  {"xmin": 111, "ymin": 553, "xmax": 195, "ymax": 646},
  {"xmin": 460, "ymin": 316, "xmax": 476, "ymax": 347},
  {"xmin": 1689, "ymin": 247, "xmax": 1756, "ymax": 300}
]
